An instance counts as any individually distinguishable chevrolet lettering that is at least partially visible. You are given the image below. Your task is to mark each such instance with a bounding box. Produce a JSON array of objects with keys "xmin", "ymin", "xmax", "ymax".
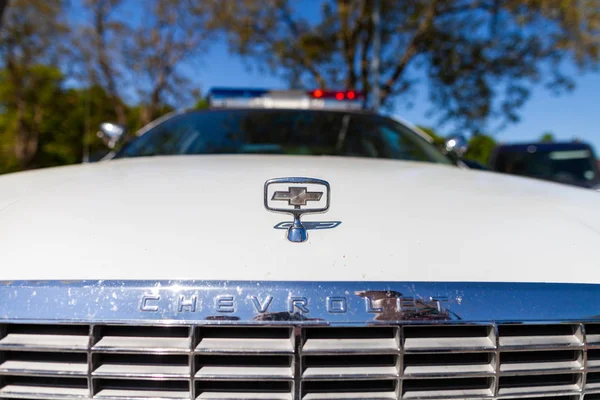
[{"xmin": 138, "ymin": 291, "xmax": 451, "ymax": 317}]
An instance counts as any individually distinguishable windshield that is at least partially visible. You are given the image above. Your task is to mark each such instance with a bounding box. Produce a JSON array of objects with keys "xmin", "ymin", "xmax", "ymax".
[
  {"xmin": 493, "ymin": 146, "xmax": 600, "ymax": 187},
  {"xmin": 115, "ymin": 109, "xmax": 451, "ymax": 165}
]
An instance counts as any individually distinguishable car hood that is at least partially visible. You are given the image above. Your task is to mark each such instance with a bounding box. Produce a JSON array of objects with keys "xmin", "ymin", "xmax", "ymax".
[{"xmin": 0, "ymin": 155, "xmax": 599, "ymax": 283}]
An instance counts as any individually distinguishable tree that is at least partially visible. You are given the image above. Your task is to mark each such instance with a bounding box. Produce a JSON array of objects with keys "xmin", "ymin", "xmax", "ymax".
[
  {"xmin": 207, "ymin": 0, "xmax": 600, "ymax": 132},
  {"xmin": 540, "ymin": 132, "xmax": 555, "ymax": 143},
  {"xmin": 0, "ymin": 0, "xmax": 69, "ymax": 170}
]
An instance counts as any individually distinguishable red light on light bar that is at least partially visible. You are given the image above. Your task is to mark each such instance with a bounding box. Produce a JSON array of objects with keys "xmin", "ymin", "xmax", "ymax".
[{"xmin": 309, "ymin": 89, "xmax": 363, "ymax": 100}]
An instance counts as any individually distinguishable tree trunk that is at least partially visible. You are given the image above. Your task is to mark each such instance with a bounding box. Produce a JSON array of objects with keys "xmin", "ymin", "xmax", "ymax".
[
  {"xmin": 0, "ymin": 0, "xmax": 8, "ymax": 30},
  {"xmin": 94, "ymin": 1, "xmax": 127, "ymax": 127},
  {"xmin": 14, "ymin": 99, "xmax": 39, "ymax": 170}
]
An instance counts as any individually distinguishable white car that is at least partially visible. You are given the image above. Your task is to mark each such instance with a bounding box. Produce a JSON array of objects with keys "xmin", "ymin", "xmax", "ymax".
[{"xmin": 0, "ymin": 88, "xmax": 599, "ymax": 400}]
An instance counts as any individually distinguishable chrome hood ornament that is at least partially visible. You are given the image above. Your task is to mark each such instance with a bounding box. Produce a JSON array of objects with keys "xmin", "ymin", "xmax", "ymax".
[{"xmin": 264, "ymin": 177, "xmax": 330, "ymax": 243}]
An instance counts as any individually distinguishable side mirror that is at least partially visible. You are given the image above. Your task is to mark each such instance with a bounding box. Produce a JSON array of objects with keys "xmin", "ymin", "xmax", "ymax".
[
  {"xmin": 444, "ymin": 135, "xmax": 469, "ymax": 158},
  {"xmin": 97, "ymin": 122, "xmax": 126, "ymax": 149}
]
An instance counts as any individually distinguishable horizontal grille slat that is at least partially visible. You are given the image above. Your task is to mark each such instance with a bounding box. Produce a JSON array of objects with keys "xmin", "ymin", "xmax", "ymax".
[
  {"xmin": 499, "ymin": 397, "xmax": 578, "ymax": 400},
  {"xmin": 93, "ymin": 354, "xmax": 189, "ymax": 379},
  {"xmin": 94, "ymin": 379, "xmax": 190, "ymax": 399},
  {"xmin": 403, "ymin": 352, "xmax": 495, "ymax": 377},
  {"xmin": 93, "ymin": 336, "xmax": 190, "ymax": 353},
  {"xmin": 93, "ymin": 325, "xmax": 191, "ymax": 353},
  {"xmin": 585, "ymin": 324, "xmax": 600, "ymax": 347},
  {"xmin": 94, "ymin": 363, "xmax": 189, "ymax": 378},
  {"xmin": 196, "ymin": 338, "xmax": 293, "ymax": 354},
  {"xmin": 498, "ymin": 373, "xmax": 583, "ymax": 396},
  {"xmin": 0, "ymin": 334, "xmax": 89, "ymax": 352},
  {"xmin": 302, "ymin": 339, "xmax": 398, "ymax": 354},
  {"xmin": 95, "ymin": 390, "xmax": 187, "ymax": 400},
  {"xmin": 195, "ymin": 354, "xmax": 294, "ymax": 380},
  {"xmin": 585, "ymin": 372, "xmax": 600, "ymax": 390},
  {"xmin": 588, "ymin": 349, "xmax": 600, "ymax": 370},
  {"xmin": 498, "ymin": 324, "xmax": 583, "ymax": 349},
  {"xmin": 0, "ymin": 376, "xmax": 89, "ymax": 399},
  {"xmin": 197, "ymin": 394, "xmax": 293, "ymax": 400},
  {"xmin": 196, "ymin": 380, "xmax": 293, "ymax": 400},
  {"xmin": 403, "ymin": 325, "xmax": 495, "ymax": 352},
  {"xmin": 302, "ymin": 328, "xmax": 398, "ymax": 354},
  {"xmin": 0, "ymin": 359, "xmax": 88, "ymax": 376},
  {"xmin": 500, "ymin": 350, "xmax": 583, "ymax": 373},
  {"xmin": 195, "ymin": 327, "xmax": 294, "ymax": 354},
  {"xmin": 0, "ymin": 351, "xmax": 88, "ymax": 378},
  {"xmin": 302, "ymin": 355, "xmax": 399, "ymax": 380},
  {"xmin": 402, "ymin": 376, "xmax": 494, "ymax": 399},
  {"xmin": 0, "ymin": 325, "xmax": 89, "ymax": 352},
  {"xmin": 196, "ymin": 366, "xmax": 293, "ymax": 379},
  {"xmin": 302, "ymin": 395, "xmax": 396, "ymax": 400},
  {"xmin": 302, "ymin": 379, "xmax": 397, "ymax": 400}
]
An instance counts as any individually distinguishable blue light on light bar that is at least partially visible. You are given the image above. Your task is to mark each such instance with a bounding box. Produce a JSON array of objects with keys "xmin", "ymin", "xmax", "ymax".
[{"xmin": 209, "ymin": 87, "xmax": 269, "ymax": 99}]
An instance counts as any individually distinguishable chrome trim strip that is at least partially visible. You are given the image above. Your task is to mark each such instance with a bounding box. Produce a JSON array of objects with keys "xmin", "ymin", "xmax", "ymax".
[{"xmin": 0, "ymin": 280, "xmax": 599, "ymax": 324}]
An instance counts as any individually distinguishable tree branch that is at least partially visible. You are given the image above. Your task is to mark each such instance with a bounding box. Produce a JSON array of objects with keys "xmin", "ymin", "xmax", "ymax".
[
  {"xmin": 359, "ymin": 0, "xmax": 373, "ymax": 98},
  {"xmin": 276, "ymin": 0, "xmax": 300, "ymax": 36},
  {"xmin": 380, "ymin": 0, "xmax": 439, "ymax": 104},
  {"xmin": 275, "ymin": 0, "xmax": 327, "ymax": 88},
  {"xmin": 338, "ymin": 0, "xmax": 357, "ymax": 88},
  {"xmin": 93, "ymin": 0, "xmax": 127, "ymax": 125}
]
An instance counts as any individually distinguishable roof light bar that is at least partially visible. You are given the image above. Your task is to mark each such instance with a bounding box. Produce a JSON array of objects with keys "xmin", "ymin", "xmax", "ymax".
[{"xmin": 209, "ymin": 87, "xmax": 364, "ymax": 110}]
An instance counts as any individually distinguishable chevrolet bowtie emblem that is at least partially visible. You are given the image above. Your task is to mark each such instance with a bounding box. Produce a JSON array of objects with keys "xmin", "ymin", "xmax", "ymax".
[
  {"xmin": 272, "ymin": 187, "xmax": 323, "ymax": 209},
  {"xmin": 265, "ymin": 177, "xmax": 330, "ymax": 243}
]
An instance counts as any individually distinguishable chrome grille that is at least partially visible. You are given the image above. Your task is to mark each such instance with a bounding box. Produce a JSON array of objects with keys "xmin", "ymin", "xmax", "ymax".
[{"xmin": 0, "ymin": 323, "xmax": 599, "ymax": 399}]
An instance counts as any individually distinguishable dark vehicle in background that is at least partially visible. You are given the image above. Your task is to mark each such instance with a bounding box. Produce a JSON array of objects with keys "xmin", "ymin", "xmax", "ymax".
[{"xmin": 490, "ymin": 142, "xmax": 600, "ymax": 189}]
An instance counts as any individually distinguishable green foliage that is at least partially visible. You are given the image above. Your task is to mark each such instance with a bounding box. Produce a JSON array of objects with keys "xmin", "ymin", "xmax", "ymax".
[
  {"xmin": 465, "ymin": 135, "xmax": 497, "ymax": 166},
  {"xmin": 540, "ymin": 132, "xmax": 555, "ymax": 143},
  {"xmin": 193, "ymin": 98, "xmax": 210, "ymax": 110}
]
